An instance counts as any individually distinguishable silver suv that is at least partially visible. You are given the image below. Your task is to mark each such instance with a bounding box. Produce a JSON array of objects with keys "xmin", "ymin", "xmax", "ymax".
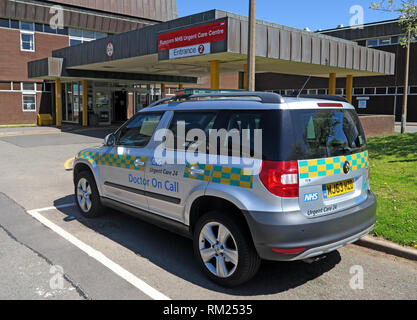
[{"xmin": 73, "ymin": 92, "xmax": 376, "ymax": 287}]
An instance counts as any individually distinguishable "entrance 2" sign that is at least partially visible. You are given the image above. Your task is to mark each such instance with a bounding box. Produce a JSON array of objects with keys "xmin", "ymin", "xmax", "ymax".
[{"xmin": 158, "ymin": 20, "xmax": 227, "ymax": 59}]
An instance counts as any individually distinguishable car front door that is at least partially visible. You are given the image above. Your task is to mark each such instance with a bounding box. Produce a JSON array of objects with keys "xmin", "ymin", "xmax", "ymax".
[{"xmin": 98, "ymin": 112, "xmax": 164, "ymax": 210}]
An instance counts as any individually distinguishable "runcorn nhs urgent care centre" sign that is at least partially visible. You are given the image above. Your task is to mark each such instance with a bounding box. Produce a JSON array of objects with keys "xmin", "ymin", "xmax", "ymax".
[{"xmin": 158, "ymin": 20, "xmax": 227, "ymax": 60}]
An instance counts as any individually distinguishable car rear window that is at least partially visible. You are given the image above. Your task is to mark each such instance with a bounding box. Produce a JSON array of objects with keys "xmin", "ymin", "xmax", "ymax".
[{"xmin": 279, "ymin": 109, "xmax": 367, "ymax": 161}]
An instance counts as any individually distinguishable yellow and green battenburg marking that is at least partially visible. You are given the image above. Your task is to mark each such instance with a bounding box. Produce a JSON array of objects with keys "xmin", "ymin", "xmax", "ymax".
[
  {"xmin": 183, "ymin": 163, "xmax": 254, "ymax": 189},
  {"xmin": 298, "ymin": 151, "xmax": 369, "ymax": 179},
  {"xmin": 78, "ymin": 151, "xmax": 147, "ymax": 171},
  {"xmin": 211, "ymin": 165, "xmax": 254, "ymax": 189},
  {"xmin": 183, "ymin": 163, "xmax": 213, "ymax": 181}
]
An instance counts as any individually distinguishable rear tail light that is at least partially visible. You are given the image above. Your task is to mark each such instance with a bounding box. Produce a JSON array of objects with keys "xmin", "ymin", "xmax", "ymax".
[{"xmin": 259, "ymin": 161, "xmax": 299, "ymax": 198}]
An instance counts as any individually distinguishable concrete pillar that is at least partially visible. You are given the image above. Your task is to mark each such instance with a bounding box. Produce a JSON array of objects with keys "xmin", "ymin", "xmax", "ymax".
[
  {"xmin": 329, "ymin": 73, "xmax": 336, "ymax": 95},
  {"xmin": 55, "ymin": 79, "xmax": 61, "ymax": 127},
  {"xmin": 127, "ymin": 92, "xmax": 134, "ymax": 119},
  {"xmin": 243, "ymin": 64, "xmax": 248, "ymax": 91},
  {"xmin": 210, "ymin": 60, "xmax": 220, "ymax": 90},
  {"xmin": 161, "ymin": 83, "xmax": 166, "ymax": 98},
  {"xmin": 82, "ymin": 80, "xmax": 88, "ymax": 126},
  {"xmin": 345, "ymin": 75, "xmax": 353, "ymax": 104}
]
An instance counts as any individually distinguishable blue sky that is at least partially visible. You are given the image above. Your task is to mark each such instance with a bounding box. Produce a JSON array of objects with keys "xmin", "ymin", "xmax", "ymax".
[{"xmin": 177, "ymin": 0, "xmax": 399, "ymax": 31}]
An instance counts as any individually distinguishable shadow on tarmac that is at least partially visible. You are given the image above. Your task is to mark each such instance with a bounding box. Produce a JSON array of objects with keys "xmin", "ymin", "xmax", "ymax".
[{"xmin": 54, "ymin": 194, "xmax": 341, "ymax": 296}]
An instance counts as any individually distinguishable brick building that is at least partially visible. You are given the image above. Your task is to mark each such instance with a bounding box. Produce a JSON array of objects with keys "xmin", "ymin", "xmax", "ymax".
[{"xmin": 0, "ymin": 0, "xmax": 177, "ymax": 125}]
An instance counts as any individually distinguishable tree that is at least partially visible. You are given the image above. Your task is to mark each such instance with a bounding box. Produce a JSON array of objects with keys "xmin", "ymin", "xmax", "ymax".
[{"xmin": 371, "ymin": 0, "xmax": 417, "ymax": 133}]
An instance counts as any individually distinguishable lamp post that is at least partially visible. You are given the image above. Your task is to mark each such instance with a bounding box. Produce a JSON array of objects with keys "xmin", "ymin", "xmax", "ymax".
[
  {"xmin": 401, "ymin": 29, "xmax": 411, "ymax": 134},
  {"xmin": 247, "ymin": 0, "xmax": 256, "ymax": 91}
]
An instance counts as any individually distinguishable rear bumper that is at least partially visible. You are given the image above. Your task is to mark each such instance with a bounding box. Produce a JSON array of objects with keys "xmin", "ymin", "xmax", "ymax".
[{"xmin": 244, "ymin": 191, "xmax": 377, "ymax": 261}]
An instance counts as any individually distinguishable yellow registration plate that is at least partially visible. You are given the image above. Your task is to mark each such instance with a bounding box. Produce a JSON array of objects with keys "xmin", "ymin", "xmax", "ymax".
[{"xmin": 324, "ymin": 179, "xmax": 355, "ymax": 198}]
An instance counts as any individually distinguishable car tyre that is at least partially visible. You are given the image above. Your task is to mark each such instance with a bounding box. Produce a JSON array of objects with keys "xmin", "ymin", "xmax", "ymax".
[
  {"xmin": 193, "ymin": 210, "xmax": 261, "ymax": 287},
  {"xmin": 74, "ymin": 170, "xmax": 104, "ymax": 218}
]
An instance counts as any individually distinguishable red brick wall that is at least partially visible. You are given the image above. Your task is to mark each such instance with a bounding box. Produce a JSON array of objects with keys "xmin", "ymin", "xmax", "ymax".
[
  {"xmin": 0, "ymin": 28, "xmax": 67, "ymax": 124},
  {"xmin": 0, "ymin": 28, "xmax": 69, "ymax": 82},
  {"xmin": 187, "ymin": 73, "xmax": 240, "ymax": 90},
  {"xmin": 359, "ymin": 115, "xmax": 395, "ymax": 138}
]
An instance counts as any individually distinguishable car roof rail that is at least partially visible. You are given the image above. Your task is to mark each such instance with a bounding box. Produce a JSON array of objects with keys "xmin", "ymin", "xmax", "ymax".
[
  {"xmin": 189, "ymin": 91, "xmax": 285, "ymax": 104},
  {"xmin": 283, "ymin": 94, "xmax": 349, "ymax": 103},
  {"xmin": 145, "ymin": 94, "xmax": 193, "ymax": 108}
]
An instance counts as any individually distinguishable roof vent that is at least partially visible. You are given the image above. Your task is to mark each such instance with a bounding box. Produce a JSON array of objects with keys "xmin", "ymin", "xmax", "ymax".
[{"xmin": 337, "ymin": 24, "xmax": 344, "ymax": 28}]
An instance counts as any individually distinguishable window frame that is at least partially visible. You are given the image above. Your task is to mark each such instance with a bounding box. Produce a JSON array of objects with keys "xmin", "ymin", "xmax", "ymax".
[
  {"xmin": 20, "ymin": 30, "xmax": 35, "ymax": 52},
  {"xmin": 115, "ymin": 112, "xmax": 165, "ymax": 148},
  {"xmin": 22, "ymin": 93, "xmax": 37, "ymax": 112}
]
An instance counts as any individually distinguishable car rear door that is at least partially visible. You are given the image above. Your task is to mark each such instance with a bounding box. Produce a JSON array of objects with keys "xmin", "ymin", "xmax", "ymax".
[{"xmin": 145, "ymin": 110, "xmax": 219, "ymax": 223}]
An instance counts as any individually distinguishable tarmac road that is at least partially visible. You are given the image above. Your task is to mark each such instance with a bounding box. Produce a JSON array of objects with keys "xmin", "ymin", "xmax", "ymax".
[{"xmin": 0, "ymin": 128, "xmax": 416, "ymax": 300}]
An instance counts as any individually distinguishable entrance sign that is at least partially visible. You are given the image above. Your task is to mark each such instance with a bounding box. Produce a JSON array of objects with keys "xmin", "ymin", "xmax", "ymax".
[
  {"xmin": 169, "ymin": 43, "xmax": 211, "ymax": 59},
  {"xmin": 158, "ymin": 20, "xmax": 227, "ymax": 52}
]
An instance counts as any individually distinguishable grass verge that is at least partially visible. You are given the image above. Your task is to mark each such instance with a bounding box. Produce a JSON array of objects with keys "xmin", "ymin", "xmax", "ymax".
[
  {"xmin": 0, "ymin": 124, "xmax": 36, "ymax": 129},
  {"xmin": 367, "ymin": 133, "xmax": 417, "ymax": 248}
]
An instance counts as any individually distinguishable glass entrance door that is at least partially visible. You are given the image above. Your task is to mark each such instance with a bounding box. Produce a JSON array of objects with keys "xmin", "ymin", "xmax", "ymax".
[
  {"xmin": 62, "ymin": 82, "xmax": 81, "ymax": 123},
  {"xmin": 95, "ymin": 91, "xmax": 111, "ymax": 125}
]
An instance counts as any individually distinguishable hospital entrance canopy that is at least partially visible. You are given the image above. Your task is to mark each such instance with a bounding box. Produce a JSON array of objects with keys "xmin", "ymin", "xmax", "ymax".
[{"xmin": 28, "ymin": 10, "xmax": 395, "ymax": 83}]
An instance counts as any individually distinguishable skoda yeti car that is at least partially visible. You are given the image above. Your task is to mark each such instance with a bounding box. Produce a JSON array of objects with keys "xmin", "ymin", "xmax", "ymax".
[{"xmin": 73, "ymin": 92, "xmax": 376, "ymax": 287}]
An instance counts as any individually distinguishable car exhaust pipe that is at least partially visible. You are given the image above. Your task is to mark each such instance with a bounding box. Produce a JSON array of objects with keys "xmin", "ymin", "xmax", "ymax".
[{"xmin": 303, "ymin": 254, "xmax": 327, "ymax": 264}]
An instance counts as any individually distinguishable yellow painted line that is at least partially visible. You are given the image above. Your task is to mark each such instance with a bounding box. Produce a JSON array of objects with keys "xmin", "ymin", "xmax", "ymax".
[
  {"xmin": 64, "ymin": 157, "xmax": 75, "ymax": 171},
  {"xmin": 0, "ymin": 131, "xmax": 60, "ymax": 138}
]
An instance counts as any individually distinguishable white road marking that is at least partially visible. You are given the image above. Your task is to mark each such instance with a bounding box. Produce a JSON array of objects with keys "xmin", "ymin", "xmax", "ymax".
[{"xmin": 27, "ymin": 204, "xmax": 170, "ymax": 300}]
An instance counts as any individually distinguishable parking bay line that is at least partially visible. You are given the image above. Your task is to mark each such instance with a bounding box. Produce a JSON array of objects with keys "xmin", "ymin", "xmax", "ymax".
[{"xmin": 27, "ymin": 203, "xmax": 170, "ymax": 300}]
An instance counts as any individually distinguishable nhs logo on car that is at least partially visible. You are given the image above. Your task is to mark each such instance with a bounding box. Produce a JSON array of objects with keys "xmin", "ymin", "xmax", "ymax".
[{"xmin": 304, "ymin": 192, "xmax": 319, "ymax": 202}]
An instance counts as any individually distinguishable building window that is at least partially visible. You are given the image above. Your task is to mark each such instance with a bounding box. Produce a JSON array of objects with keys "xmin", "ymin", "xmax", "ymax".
[
  {"xmin": 20, "ymin": 21, "xmax": 34, "ymax": 31},
  {"xmin": 70, "ymin": 38, "xmax": 82, "ymax": 46},
  {"xmin": 44, "ymin": 25, "xmax": 57, "ymax": 34},
  {"xmin": 22, "ymin": 82, "xmax": 35, "ymax": 91},
  {"xmin": 366, "ymin": 39, "xmax": 378, "ymax": 47},
  {"xmin": 0, "ymin": 18, "xmax": 9, "ymax": 28},
  {"xmin": 21, "ymin": 32, "xmax": 35, "ymax": 51},
  {"xmin": 68, "ymin": 28, "xmax": 107, "ymax": 46},
  {"xmin": 22, "ymin": 94, "xmax": 36, "ymax": 112},
  {"xmin": 35, "ymin": 23, "xmax": 44, "ymax": 32},
  {"xmin": 366, "ymin": 36, "xmax": 402, "ymax": 47},
  {"xmin": 10, "ymin": 19, "xmax": 19, "ymax": 29},
  {"xmin": 378, "ymin": 38, "xmax": 391, "ymax": 46}
]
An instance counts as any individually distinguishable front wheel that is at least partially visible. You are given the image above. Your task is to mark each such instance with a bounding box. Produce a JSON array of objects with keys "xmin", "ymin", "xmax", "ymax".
[
  {"xmin": 74, "ymin": 170, "xmax": 104, "ymax": 218},
  {"xmin": 193, "ymin": 211, "xmax": 261, "ymax": 287}
]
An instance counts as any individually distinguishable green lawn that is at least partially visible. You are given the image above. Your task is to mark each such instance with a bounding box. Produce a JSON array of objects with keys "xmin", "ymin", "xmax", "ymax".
[{"xmin": 367, "ymin": 133, "xmax": 417, "ymax": 248}]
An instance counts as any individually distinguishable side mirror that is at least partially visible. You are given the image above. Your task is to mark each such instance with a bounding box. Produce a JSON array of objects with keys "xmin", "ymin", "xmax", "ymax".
[{"xmin": 104, "ymin": 133, "xmax": 116, "ymax": 146}]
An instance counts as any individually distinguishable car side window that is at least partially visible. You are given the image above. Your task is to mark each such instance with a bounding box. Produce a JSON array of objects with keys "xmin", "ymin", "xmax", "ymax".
[
  {"xmin": 222, "ymin": 111, "xmax": 263, "ymax": 158},
  {"xmin": 167, "ymin": 111, "xmax": 218, "ymax": 150},
  {"xmin": 118, "ymin": 113, "xmax": 163, "ymax": 147}
]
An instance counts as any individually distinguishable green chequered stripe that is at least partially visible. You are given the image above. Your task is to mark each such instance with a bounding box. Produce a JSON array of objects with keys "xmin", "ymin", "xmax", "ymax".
[
  {"xmin": 78, "ymin": 151, "xmax": 146, "ymax": 171},
  {"xmin": 211, "ymin": 165, "xmax": 253, "ymax": 189},
  {"xmin": 298, "ymin": 150, "xmax": 369, "ymax": 179},
  {"xmin": 183, "ymin": 162, "xmax": 212, "ymax": 181}
]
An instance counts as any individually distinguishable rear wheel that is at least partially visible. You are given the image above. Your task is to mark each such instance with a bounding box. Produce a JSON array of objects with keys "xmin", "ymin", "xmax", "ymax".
[
  {"xmin": 193, "ymin": 211, "xmax": 261, "ymax": 287},
  {"xmin": 74, "ymin": 170, "xmax": 104, "ymax": 218}
]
